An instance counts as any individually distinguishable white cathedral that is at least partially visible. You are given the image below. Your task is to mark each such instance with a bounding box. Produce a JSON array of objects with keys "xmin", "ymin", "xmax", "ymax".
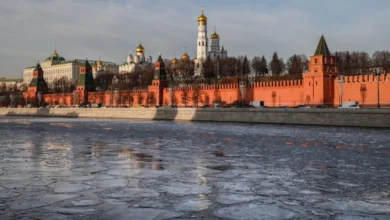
[
  {"xmin": 193, "ymin": 9, "xmax": 228, "ymax": 76},
  {"xmin": 118, "ymin": 43, "xmax": 153, "ymax": 74}
]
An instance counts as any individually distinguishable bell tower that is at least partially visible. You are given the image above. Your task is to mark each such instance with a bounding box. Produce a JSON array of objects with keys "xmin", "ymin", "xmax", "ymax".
[
  {"xmin": 197, "ymin": 7, "xmax": 208, "ymax": 61},
  {"xmin": 305, "ymin": 35, "xmax": 339, "ymax": 106}
]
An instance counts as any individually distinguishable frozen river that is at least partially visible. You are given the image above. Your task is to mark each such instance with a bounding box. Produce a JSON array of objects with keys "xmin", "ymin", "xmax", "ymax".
[{"xmin": 0, "ymin": 117, "xmax": 389, "ymax": 220}]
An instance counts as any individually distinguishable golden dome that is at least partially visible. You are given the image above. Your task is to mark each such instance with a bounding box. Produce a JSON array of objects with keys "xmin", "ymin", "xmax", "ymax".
[
  {"xmin": 181, "ymin": 53, "xmax": 190, "ymax": 61},
  {"xmin": 171, "ymin": 57, "xmax": 178, "ymax": 65},
  {"xmin": 52, "ymin": 50, "xmax": 59, "ymax": 57},
  {"xmin": 136, "ymin": 43, "xmax": 144, "ymax": 54},
  {"xmin": 97, "ymin": 60, "xmax": 103, "ymax": 66},
  {"xmin": 198, "ymin": 12, "xmax": 207, "ymax": 23},
  {"xmin": 211, "ymin": 32, "xmax": 219, "ymax": 39}
]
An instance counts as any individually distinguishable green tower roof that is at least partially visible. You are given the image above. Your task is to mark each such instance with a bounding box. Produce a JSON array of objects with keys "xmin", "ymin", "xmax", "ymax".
[
  {"xmin": 34, "ymin": 63, "xmax": 43, "ymax": 72},
  {"xmin": 314, "ymin": 35, "xmax": 331, "ymax": 56}
]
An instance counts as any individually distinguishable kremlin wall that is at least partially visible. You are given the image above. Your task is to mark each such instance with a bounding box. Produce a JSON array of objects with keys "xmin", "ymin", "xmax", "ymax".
[
  {"xmin": 23, "ymin": 35, "xmax": 390, "ymax": 109},
  {"xmin": 22, "ymin": 9, "xmax": 390, "ymax": 109}
]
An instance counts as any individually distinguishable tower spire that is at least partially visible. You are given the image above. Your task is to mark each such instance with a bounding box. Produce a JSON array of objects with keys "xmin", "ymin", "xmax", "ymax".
[
  {"xmin": 314, "ymin": 35, "xmax": 331, "ymax": 56},
  {"xmin": 201, "ymin": 5, "xmax": 204, "ymax": 13}
]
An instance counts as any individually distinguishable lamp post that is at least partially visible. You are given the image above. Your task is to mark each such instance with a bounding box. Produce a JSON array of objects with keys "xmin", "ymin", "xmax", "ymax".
[
  {"xmin": 111, "ymin": 75, "xmax": 118, "ymax": 107},
  {"xmin": 10, "ymin": 93, "xmax": 13, "ymax": 108},
  {"xmin": 168, "ymin": 87, "xmax": 173, "ymax": 107},
  {"xmin": 37, "ymin": 92, "xmax": 42, "ymax": 107},
  {"xmin": 72, "ymin": 91, "xmax": 77, "ymax": 107},
  {"xmin": 62, "ymin": 85, "xmax": 65, "ymax": 107},
  {"xmin": 239, "ymin": 81, "xmax": 246, "ymax": 107},
  {"xmin": 338, "ymin": 75, "xmax": 344, "ymax": 106},
  {"xmin": 115, "ymin": 89, "xmax": 119, "ymax": 108},
  {"xmin": 374, "ymin": 71, "xmax": 381, "ymax": 109}
]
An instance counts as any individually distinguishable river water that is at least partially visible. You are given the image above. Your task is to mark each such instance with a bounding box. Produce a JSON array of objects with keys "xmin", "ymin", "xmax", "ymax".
[{"xmin": 0, "ymin": 117, "xmax": 389, "ymax": 219}]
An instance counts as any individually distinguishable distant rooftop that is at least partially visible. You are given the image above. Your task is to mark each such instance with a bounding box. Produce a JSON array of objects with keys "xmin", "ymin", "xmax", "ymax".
[
  {"xmin": 0, "ymin": 77, "xmax": 23, "ymax": 82},
  {"xmin": 25, "ymin": 59, "xmax": 117, "ymax": 69}
]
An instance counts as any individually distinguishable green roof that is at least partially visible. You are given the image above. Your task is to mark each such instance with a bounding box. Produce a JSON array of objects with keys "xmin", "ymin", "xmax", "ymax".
[
  {"xmin": 45, "ymin": 56, "xmax": 66, "ymax": 61},
  {"xmin": 314, "ymin": 35, "xmax": 331, "ymax": 56}
]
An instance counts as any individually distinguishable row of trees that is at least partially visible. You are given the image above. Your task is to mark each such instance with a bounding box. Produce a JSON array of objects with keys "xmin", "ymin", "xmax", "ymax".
[
  {"xmin": 95, "ymin": 67, "xmax": 154, "ymax": 91},
  {"xmin": 334, "ymin": 50, "xmax": 390, "ymax": 75}
]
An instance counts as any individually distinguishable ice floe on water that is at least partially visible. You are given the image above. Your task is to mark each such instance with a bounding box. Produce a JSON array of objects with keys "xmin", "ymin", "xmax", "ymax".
[
  {"xmin": 0, "ymin": 117, "xmax": 390, "ymax": 219},
  {"xmin": 214, "ymin": 203, "xmax": 297, "ymax": 220},
  {"xmin": 101, "ymin": 207, "xmax": 182, "ymax": 220}
]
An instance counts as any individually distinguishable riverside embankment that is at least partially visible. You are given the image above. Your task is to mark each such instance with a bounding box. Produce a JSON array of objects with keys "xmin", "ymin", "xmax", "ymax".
[{"xmin": 0, "ymin": 107, "xmax": 389, "ymax": 128}]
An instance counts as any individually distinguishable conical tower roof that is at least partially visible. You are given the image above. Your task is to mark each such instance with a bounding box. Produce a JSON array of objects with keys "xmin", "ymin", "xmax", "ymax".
[
  {"xmin": 157, "ymin": 54, "xmax": 163, "ymax": 63},
  {"xmin": 314, "ymin": 35, "xmax": 331, "ymax": 56},
  {"xmin": 34, "ymin": 63, "xmax": 43, "ymax": 72}
]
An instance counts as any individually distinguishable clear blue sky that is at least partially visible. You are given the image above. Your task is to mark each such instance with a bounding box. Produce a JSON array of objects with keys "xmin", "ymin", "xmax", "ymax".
[{"xmin": 0, "ymin": 0, "xmax": 389, "ymax": 78}]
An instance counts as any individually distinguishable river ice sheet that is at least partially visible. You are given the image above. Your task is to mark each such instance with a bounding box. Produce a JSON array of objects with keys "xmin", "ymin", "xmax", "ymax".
[{"xmin": 0, "ymin": 117, "xmax": 389, "ymax": 219}]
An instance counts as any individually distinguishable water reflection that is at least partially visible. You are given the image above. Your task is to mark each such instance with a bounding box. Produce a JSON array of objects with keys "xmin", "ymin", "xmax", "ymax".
[{"xmin": 0, "ymin": 117, "xmax": 389, "ymax": 219}]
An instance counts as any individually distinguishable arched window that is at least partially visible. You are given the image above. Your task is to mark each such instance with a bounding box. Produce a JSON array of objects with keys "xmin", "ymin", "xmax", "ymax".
[
  {"xmin": 202, "ymin": 41, "xmax": 204, "ymax": 46},
  {"xmin": 199, "ymin": 42, "xmax": 200, "ymax": 46},
  {"xmin": 315, "ymin": 58, "xmax": 318, "ymax": 64}
]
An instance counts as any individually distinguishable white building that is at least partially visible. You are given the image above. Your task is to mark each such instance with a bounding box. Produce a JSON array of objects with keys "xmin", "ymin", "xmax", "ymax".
[
  {"xmin": 193, "ymin": 9, "xmax": 228, "ymax": 76},
  {"xmin": 23, "ymin": 50, "xmax": 118, "ymax": 84},
  {"xmin": 118, "ymin": 43, "xmax": 153, "ymax": 74},
  {"xmin": 209, "ymin": 27, "xmax": 228, "ymax": 61},
  {"xmin": 0, "ymin": 78, "xmax": 23, "ymax": 90}
]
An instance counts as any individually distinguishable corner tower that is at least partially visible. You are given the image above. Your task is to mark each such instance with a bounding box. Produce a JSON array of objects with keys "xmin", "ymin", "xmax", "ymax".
[
  {"xmin": 77, "ymin": 60, "xmax": 96, "ymax": 91},
  {"xmin": 309, "ymin": 35, "xmax": 337, "ymax": 74},
  {"xmin": 304, "ymin": 35, "xmax": 339, "ymax": 106},
  {"xmin": 148, "ymin": 54, "xmax": 167, "ymax": 106},
  {"xmin": 76, "ymin": 60, "xmax": 96, "ymax": 104},
  {"xmin": 28, "ymin": 63, "xmax": 48, "ymax": 93}
]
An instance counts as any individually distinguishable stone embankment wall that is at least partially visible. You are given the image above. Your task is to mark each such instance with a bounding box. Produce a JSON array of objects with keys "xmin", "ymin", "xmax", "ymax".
[{"xmin": 0, "ymin": 108, "xmax": 389, "ymax": 128}]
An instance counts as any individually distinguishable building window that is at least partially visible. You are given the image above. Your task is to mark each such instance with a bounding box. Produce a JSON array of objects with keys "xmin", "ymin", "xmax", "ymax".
[
  {"xmin": 315, "ymin": 58, "xmax": 318, "ymax": 64},
  {"xmin": 202, "ymin": 41, "xmax": 204, "ymax": 46},
  {"xmin": 199, "ymin": 42, "xmax": 200, "ymax": 46}
]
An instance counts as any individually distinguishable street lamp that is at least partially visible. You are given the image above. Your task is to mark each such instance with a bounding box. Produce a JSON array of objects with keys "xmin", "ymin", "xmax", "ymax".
[
  {"xmin": 62, "ymin": 85, "xmax": 65, "ymax": 107},
  {"xmin": 168, "ymin": 87, "xmax": 174, "ymax": 107},
  {"xmin": 374, "ymin": 71, "xmax": 381, "ymax": 109},
  {"xmin": 37, "ymin": 92, "xmax": 42, "ymax": 107},
  {"xmin": 239, "ymin": 81, "xmax": 246, "ymax": 107},
  {"xmin": 337, "ymin": 75, "xmax": 344, "ymax": 106},
  {"xmin": 72, "ymin": 91, "xmax": 77, "ymax": 107},
  {"xmin": 115, "ymin": 88, "xmax": 119, "ymax": 108},
  {"xmin": 10, "ymin": 93, "xmax": 13, "ymax": 108},
  {"xmin": 111, "ymin": 75, "xmax": 118, "ymax": 107}
]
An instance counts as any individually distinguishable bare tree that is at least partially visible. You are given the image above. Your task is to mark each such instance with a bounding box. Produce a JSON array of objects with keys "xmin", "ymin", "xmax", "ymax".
[
  {"xmin": 270, "ymin": 52, "xmax": 285, "ymax": 76},
  {"xmin": 192, "ymin": 85, "xmax": 203, "ymax": 107},
  {"xmin": 372, "ymin": 51, "xmax": 390, "ymax": 73},
  {"xmin": 287, "ymin": 54, "xmax": 308, "ymax": 75},
  {"xmin": 181, "ymin": 90, "xmax": 191, "ymax": 107}
]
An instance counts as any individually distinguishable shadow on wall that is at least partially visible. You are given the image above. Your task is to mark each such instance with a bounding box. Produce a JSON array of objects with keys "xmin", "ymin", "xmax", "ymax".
[
  {"xmin": 152, "ymin": 107, "xmax": 178, "ymax": 121},
  {"xmin": 5, "ymin": 108, "xmax": 79, "ymax": 118}
]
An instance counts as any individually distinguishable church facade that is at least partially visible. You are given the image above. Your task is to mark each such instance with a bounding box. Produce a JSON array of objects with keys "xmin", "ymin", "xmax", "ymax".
[{"xmin": 118, "ymin": 43, "xmax": 153, "ymax": 74}]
